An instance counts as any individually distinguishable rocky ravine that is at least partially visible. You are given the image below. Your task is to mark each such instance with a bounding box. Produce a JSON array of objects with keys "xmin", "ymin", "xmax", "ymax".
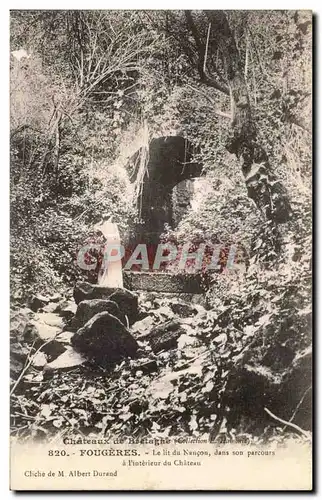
[{"xmin": 10, "ymin": 282, "xmax": 312, "ymax": 442}]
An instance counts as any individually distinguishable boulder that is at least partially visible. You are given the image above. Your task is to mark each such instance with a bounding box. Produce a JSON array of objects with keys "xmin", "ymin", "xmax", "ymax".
[
  {"xmin": 54, "ymin": 300, "xmax": 77, "ymax": 320},
  {"xmin": 73, "ymin": 282, "xmax": 139, "ymax": 325},
  {"xmin": 34, "ymin": 312, "xmax": 65, "ymax": 329},
  {"xmin": 10, "ymin": 308, "xmax": 63, "ymax": 377},
  {"xmin": 220, "ymin": 345, "xmax": 312, "ymax": 435},
  {"xmin": 169, "ymin": 301, "xmax": 198, "ymax": 318},
  {"xmin": 19, "ymin": 307, "xmax": 35, "ymax": 317},
  {"xmin": 10, "ymin": 309, "xmax": 36, "ymax": 343},
  {"xmin": 23, "ymin": 313, "xmax": 65, "ymax": 342},
  {"xmin": 40, "ymin": 340, "xmax": 66, "ymax": 362},
  {"xmin": 224, "ymin": 363, "xmax": 282, "ymax": 419},
  {"xmin": 108, "ymin": 289, "xmax": 138, "ymax": 325},
  {"xmin": 73, "ymin": 282, "xmax": 116, "ymax": 304},
  {"xmin": 146, "ymin": 320, "xmax": 186, "ymax": 353},
  {"xmin": 31, "ymin": 351, "xmax": 48, "ymax": 369},
  {"xmin": 131, "ymin": 316, "xmax": 154, "ymax": 336},
  {"xmin": 45, "ymin": 346, "xmax": 86, "ymax": 371},
  {"xmin": 27, "ymin": 294, "xmax": 50, "ymax": 312},
  {"xmin": 27, "ymin": 320, "xmax": 61, "ymax": 341},
  {"xmin": 74, "ymin": 299, "xmax": 125, "ymax": 328},
  {"xmin": 42, "ymin": 302, "xmax": 60, "ymax": 313},
  {"xmin": 10, "ymin": 356, "xmax": 25, "ymax": 377},
  {"xmin": 56, "ymin": 331, "xmax": 74, "ymax": 345},
  {"xmin": 10, "ymin": 340, "xmax": 30, "ymax": 376},
  {"xmin": 48, "ymin": 292, "xmax": 62, "ymax": 303},
  {"xmin": 71, "ymin": 312, "xmax": 139, "ymax": 367}
]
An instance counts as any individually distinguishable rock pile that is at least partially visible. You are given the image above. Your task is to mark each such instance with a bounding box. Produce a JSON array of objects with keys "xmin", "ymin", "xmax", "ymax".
[
  {"xmin": 10, "ymin": 285, "xmax": 312, "ymax": 437},
  {"xmin": 10, "ymin": 284, "xmax": 199, "ymax": 375}
]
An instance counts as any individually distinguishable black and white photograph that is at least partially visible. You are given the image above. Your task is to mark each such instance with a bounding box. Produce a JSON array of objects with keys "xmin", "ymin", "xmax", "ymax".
[{"xmin": 9, "ymin": 9, "xmax": 312, "ymax": 490}]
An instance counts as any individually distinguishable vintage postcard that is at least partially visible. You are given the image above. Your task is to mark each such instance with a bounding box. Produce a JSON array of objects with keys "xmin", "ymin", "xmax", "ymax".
[{"xmin": 10, "ymin": 9, "xmax": 312, "ymax": 490}]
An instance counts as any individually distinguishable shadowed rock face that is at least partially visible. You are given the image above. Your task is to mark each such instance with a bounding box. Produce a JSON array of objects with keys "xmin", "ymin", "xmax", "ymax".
[
  {"xmin": 71, "ymin": 312, "xmax": 139, "ymax": 367},
  {"xmin": 127, "ymin": 136, "xmax": 203, "ymax": 245}
]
